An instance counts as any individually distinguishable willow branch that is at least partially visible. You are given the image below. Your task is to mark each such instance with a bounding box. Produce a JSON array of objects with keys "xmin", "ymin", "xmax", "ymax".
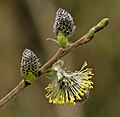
[
  {"xmin": 0, "ymin": 18, "xmax": 109, "ymax": 110},
  {"xmin": 0, "ymin": 80, "xmax": 30, "ymax": 109},
  {"xmin": 40, "ymin": 18, "xmax": 109, "ymax": 73}
]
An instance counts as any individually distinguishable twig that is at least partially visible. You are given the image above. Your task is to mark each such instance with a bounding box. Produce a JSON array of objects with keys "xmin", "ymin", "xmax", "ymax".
[
  {"xmin": 40, "ymin": 18, "xmax": 109, "ymax": 73},
  {"xmin": 0, "ymin": 80, "xmax": 30, "ymax": 109},
  {"xmin": 0, "ymin": 18, "xmax": 109, "ymax": 110}
]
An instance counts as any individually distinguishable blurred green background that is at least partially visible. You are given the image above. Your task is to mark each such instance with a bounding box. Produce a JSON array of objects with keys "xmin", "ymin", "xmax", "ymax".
[{"xmin": 0, "ymin": 0, "xmax": 120, "ymax": 117}]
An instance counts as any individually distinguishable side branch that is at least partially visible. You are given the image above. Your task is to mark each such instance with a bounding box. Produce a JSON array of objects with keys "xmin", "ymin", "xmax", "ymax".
[{"xmin": 40, "ymin": 18, "xmax": 109, "ymax": 73}]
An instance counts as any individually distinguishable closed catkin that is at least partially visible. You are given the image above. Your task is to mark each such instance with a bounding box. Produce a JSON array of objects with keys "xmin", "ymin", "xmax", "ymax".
[
  {"xmin": 20, "ymin": 49, "xmax": 41, "ymax": 83},
  {"xmin": 53, "ymin": 8, "xmax": 76, "ymax": 38}
]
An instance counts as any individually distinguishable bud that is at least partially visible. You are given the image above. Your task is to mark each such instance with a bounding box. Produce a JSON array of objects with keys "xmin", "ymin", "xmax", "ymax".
[
  {"xmin": 97, "ymin": 18, "xmax": 109, "ymax": 28},
  {"xmin": 53, "ymin": 8, "xmax": 76, "ymax": 38},
  {"xmin": 20, "ymin": 49, "xmax": 41, "ymax": 83}
]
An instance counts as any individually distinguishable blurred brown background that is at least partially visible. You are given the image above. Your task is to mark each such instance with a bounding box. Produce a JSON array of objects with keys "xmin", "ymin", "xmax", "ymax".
[{"xmin": 0, "ymin": 0, "xmax": 119, "ymax": 117}]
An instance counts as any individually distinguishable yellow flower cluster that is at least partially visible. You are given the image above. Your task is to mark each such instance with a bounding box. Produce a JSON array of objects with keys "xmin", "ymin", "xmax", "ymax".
[{"xmin": 45, "ymin": 61, "xmax": 94, "ymax": 105}]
